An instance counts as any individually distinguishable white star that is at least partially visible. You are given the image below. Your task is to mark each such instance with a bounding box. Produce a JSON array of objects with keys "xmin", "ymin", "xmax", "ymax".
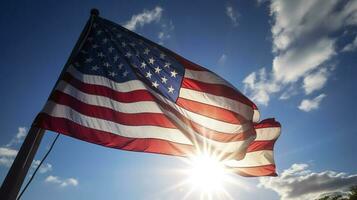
[
  {"xmin": 102, "ymin": 38, "xmax": 108, "ymax": 44},
  {"xmin": 91, "ymin": 65, "xmax": 99, "ymax": 71},
  {"xmin": 170, "ymin": 70, "xmax": 178, "ymax": 78},
  {"xmin": 125, "ymin": 52, "xmax": 132, "ymax": 58},
  {"xmin": 98, "ymin": 52, "xmax": 104, "ymax": 58},
  {"xmin": 149, "ymin": 57, "xmax": 155, "ymax": 64},
  {"xmin": 146, "ymin": 71, "xmax": 152, "ymax": 79},
  {"xmin": 118, "ymin": 63, "xmax": 124, "ymax": 69},
  {"xmin": 152, "ymin": 81, "xmax": 159, "ymax": 88},
  {"xmin": 143, "ymin": 48, "xmax": 150, "ymax": 55},
  {"xmin": 85, "ymin": 57, "xmax": 93, "ymax": 63},
  {"xmin": 164, "ymin": 62, "xmax": 171, "ymax": 68},
  {"xmin": 103, "ymin": 62, "xmax": 111, "ymax": 67},
  {"xmin": 121, "ymin": 42, "xmax": 127, "ymax": 47},
  {"xmin": 108, "ymin": 46, "xmax": 115, "ymax": 52},
  {"xmin": 140, "ymin": 62, "xmax": 147, "ymax": 68},
  {"xmin": 160, "ymin": 53, "xmax": 166, "ymax": 59},
  {"xmin": 161, "ymin": 76, "xmax": 168, "ymax": 84},
  {"xmin": 109, "ymin": 71, "xmax": 117, "ymax": 77},
  {"xmin": 154, "ymin": 66, "xmax": 162, "ymax": 74},
  {"xmin": 113, "ymin": 55, "xmax": 119, "ymax": 62},
  {"xmin": 168, "ymin": 86, "xmax": 175, "ymax": 93},
  {"xmin": 123, "ymin": 70, "xmax": 129, "ymax": 77}
]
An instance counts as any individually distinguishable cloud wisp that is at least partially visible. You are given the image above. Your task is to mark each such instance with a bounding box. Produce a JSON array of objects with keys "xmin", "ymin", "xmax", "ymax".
[
  {"xmin": 123, "ymin": 6, "xmax": 174, "ymax": 45},
  {"xmin": 45, "ymin": 175, "xmax": 79, "ymax": 187},
  {"xmin": 6, "ymin": 127, "xmax": 27, "ymax": 147},
  {"xmin": 259, "ymin": 163, "xmax": 357, "ymax": 200},
  {"xmin": 342, "ymin": 36, "xmax": 357, "ymax": 52},
  {"xmin": 225, "ymin": 4, "xmax": 239, "ymax": 27},
  {"xmin": 298, "ymin": 94, "xmax": 326, "ymax": 112},
  {"xmin": 124, "ymin": 6, "xmax": 163, "ymax": 31},
  {"xmin": 243, "ymin": 0, "xmax": 357, "ymax": 109}
]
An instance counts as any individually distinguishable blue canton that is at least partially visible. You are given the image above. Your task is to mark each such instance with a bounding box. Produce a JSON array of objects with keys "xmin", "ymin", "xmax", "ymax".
[{"xmin": 68, "ymin": 17, "xmax": 185, "ymax": 102}]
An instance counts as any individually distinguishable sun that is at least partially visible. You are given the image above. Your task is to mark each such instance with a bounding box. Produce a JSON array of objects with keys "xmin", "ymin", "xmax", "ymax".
[
  {"xmin": 181, "ymin": 152, "xmax": 234, "ymax": 199},
  {"xmin": 187, "ymin": 153, "xmax": 226, "ymax": 192}
]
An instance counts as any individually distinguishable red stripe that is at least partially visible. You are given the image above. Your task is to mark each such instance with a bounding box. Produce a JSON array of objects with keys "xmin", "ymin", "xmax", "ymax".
[
  {"xmin": 231, "ymin": 164, "xmax": 277, "ymax": 177},
  {"xmin": 177, "ymin": 97, "xmax": 248, "ymax": 124},
  {"xmin": 62, "ymin": 72, "xmax": 155, "ymax": 103},
  {"xmin": 254, "ymin": 118, "xmax": 281, "ymax": 129},
  {"xmin": 50, "ymin": 90, "xmax": 176, "ymax": 128},
  {"xmin": 35, "ymin": 113, "xmax": 194, "ymax": 156},
  {"xmin": 247, "ymin": 141, "xmax": 276, "ymax": 152},
  {"xmin": 173, "ymin": 54, "xmax": 207, "ymax": 71},
  {"xmin": 182, "ymin": 78, "xmax": 257, "ymax": 109}
]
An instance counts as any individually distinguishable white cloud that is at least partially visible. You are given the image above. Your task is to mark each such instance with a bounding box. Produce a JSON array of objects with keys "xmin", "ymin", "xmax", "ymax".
[
  {"xmin": 272, "ymin": 38, "xmax": 335, "ymax": 84},
  {"xmin": 0, "ymin": 147, "xmax": 18, "ymax": 157},
  {"xmin": 0, "ymin": 147, "xmax": 18, "ymax": 167},
  {"xmin": 124, "ymin": 6, "xmax": 163, "ymax": 31},
  {"xmin": 342, "ymin": 35, "xmax": 357, "ymax": 52},
  {"xmin": 259, "ymin": 163, "xmax": 357, "ymax": 200},
  {"xmin": 45, "ymin": 175, "xmax": 78, "ymax": 187},
  {"xmin": 303, "ymin": 68, "xmax": 329, "ymax": 95},
  {"xmin": 243, "ymin": 0, "xmax": 357, "ymax": 107},
  {"xmin": 6, "ymin": 127, "xmax": 27, "ymax": 147},
  {"xmin": 243, "ymin": 68, "xmax": 280, "ymax": 105},
  {"xmin": 218, "ymin": 54, "xmax": 227, "ymax": 66},
  {"xmin": 298, "ymin": 94, "xmax": 326, "ymax": 112},
  {"xmin": 124, "ymin": 6, "xmax": 174, "ymax": 45},
  {"xmin": 225, "ymin": 4, "xmax": 239, "ymax": 27},
  {"xmin": 32, "ymin": 160, "xmax": 53, "ymax": 174}
]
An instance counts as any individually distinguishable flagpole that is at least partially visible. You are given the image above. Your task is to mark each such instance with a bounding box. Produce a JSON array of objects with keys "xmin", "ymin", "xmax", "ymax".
[{"xmin": 0, "ymin": 9, "xmax": 99, "ymax": 200}]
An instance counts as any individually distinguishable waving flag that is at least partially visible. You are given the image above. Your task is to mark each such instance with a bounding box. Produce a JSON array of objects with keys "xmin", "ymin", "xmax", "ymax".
[{"xmin": 34, "ymin": 15, "xmax": 281, "ymax": 176}]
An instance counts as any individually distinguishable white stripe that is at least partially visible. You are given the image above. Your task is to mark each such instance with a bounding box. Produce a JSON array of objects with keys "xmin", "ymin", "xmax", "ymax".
[
  {"xmin": 179, "ymin": 88, "xmax": 254, "ymax": 120},
  {"xmin": 223, "ymin": 150, "xmax": 274, "ymax": 167},
  {"xmin": 255, "ymin": 127, "xmax": 281, "ymax": 141},
  {"xmin": 184, "ymin": 69, "xmax": 234, "ymax": 88},
  {"xmin": 68, "ymin": 66, "xmax": 146, "ymax": 92},
  {"xmin": 65, "ymin": 70, "xmax": 248, "ymax": 134},
  {"xmin": 253, "ymin": 109, "xmax": 260, "ymax": 123},
  {"xmin": 56, "ymin": 81, "xmax": 163, "ymax": 114},
  {"xmin": 42, "ymin": 101, "xmax": 193, "ymax": 145}
]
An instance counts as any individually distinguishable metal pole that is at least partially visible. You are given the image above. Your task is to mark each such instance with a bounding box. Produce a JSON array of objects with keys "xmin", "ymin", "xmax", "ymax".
[
  {"xmin": 0, "ymin": 127, "xmax": 45, "ymax": 200},
  {"xmin": 0, "ymin": 9, "xmax": 99, "ymax": 200}
]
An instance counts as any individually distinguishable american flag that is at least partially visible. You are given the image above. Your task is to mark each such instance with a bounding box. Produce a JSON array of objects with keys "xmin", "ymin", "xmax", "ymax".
[{"xmin": 35, "ymin": 15, "xmax": 281, "ymax": 177}]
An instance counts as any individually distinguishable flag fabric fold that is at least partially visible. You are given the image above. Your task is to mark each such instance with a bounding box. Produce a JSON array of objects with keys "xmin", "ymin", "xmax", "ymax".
[{"xmin": 34, "ymin": 15, "xmax": 281, "ymax": 177}]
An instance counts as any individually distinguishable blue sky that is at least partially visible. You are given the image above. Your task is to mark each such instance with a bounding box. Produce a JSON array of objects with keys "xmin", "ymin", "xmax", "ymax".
[{"xmin": 1, "ymin": 0, "xmax": 357, "ymax": 199}]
